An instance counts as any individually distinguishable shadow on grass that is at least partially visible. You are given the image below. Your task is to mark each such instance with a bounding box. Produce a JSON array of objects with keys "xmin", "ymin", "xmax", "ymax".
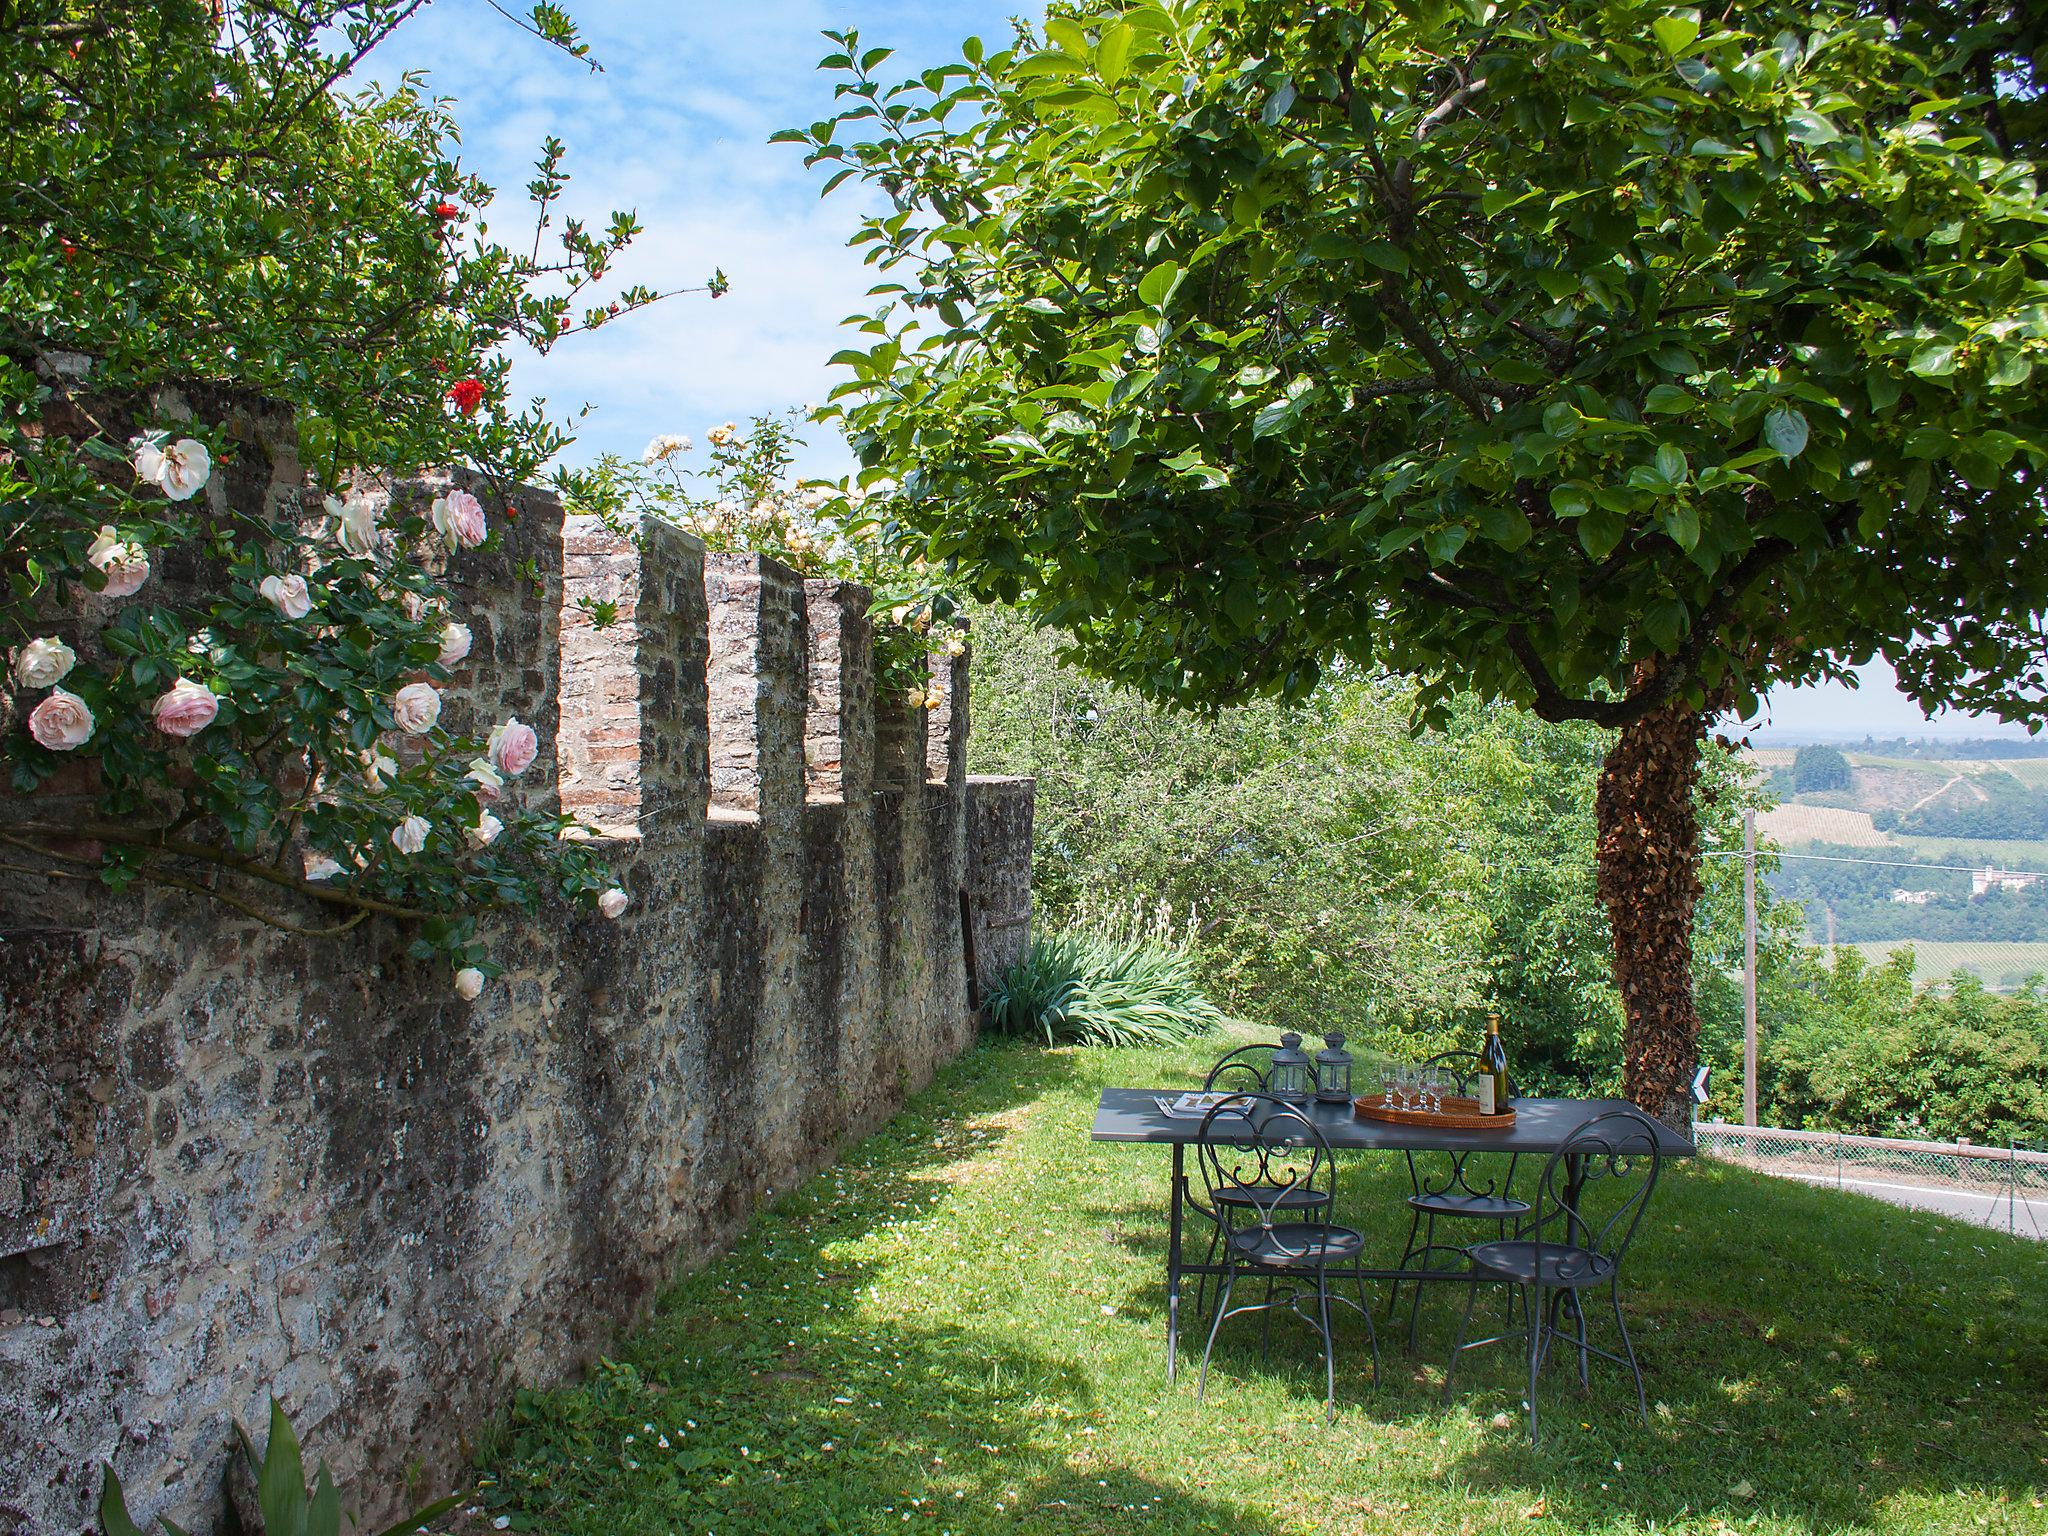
[
  {"xmin": 473, "ymin": 1039, "xmax": 1299, "ymax": 1536},
  {"xmin": 1096, "ymin": 1146, "xmax": 2048, "ymax": 1529}
]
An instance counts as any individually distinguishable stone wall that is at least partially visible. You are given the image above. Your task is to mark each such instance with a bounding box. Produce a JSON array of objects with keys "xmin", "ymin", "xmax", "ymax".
[{"xmin": 0, "ymin": 425, "xmax": 1033, "ymax": 1535}]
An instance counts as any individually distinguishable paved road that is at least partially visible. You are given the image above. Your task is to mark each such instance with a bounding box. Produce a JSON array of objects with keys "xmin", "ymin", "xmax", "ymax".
[{"xmin": 1775, "ymin": 1169, "xmax": 2048, "ymax": 1238}]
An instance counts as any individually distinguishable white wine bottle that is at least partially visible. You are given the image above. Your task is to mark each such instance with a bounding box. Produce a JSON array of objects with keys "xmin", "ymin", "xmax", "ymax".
[{"xmin": 1480, "ymin": 1012, "xmax": 1511, "ymax": 1114}]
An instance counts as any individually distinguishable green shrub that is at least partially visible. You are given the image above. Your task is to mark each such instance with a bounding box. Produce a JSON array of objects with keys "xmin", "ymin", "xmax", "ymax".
[{"xmin": 986, "ymin": 925, "xmax": 1225, "ymax": 1048}]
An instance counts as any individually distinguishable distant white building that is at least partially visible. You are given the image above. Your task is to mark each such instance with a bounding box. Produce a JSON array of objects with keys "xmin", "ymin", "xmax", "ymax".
[
  {"xmin": 1890, "ymin": 888, "xmax": 1938, "ymax": 905},
  {"xmin": 1971, "ymin": 866, "xmax": 2039, "ymax": 899}
]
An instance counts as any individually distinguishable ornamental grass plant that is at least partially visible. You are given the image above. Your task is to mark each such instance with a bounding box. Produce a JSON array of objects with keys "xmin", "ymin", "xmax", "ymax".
[{"xmin": 986, "ymin": 899, "xmax": 1225, "ymax": 1047}]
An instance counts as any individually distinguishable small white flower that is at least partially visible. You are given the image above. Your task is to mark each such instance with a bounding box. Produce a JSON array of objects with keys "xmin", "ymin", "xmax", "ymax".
[
  {"xmin": 391, "ymin": 681, "xmax": 442, "ymax": 735},
  {"xmin": 358, "ymin": 748, "xmax": 399, "ymax": 790},
  {"xmin": 437, "ymin": 621, "xmax": 473, "ymax": 668},
  {"xmin": 259, "ymin": 573, "xmax": 313, "ymax": 620},
  {"xmin": 455, "ymin": 967, "xmax": 486, "ymax": 1002},
  {"xmin": 132, "ymin": 432, "xmax": 211, "ymax": 500},
  {"xmin": 467, "ymin": 812, "xmax": 503, "ymax": 848},
  {"xmin": 86, "ymin": 525, "xmax": 150, "ymax": 598},
  {"xmin": 302, "ymin": 851, "xmax": 344, "ymax": 881},
  {"xmin": 641, "ymin": 433, "xmax": 691, "ymax": 463},
  {"xmin": 707, "ymin": 421, "xmax": 738, "ymax": 447},
  {"xmin": 598, "ymin": 887, "xmax": 629, "ymax": 919},
  {"xmin": 466, "ymin": 757, "xmax": 505, "ymax": 800},
  {"xmin": 431, "ymin": 488, "xmax": 488, "ymax": 551},
  {"xmin": 326, "ymin": 492, "xmax": 381, "ymax": 557},
  {"xmin": 14, "ymin": 637, "xmax": 75, "ymax": 689},
  {"xmin": 391, "ymin": 815, "xmax": 431, "ymax": 855}
]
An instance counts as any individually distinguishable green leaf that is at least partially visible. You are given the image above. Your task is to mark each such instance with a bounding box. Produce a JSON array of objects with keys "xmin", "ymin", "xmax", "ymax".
[
  {"xmin": 257, "ymin": 1401, "xmax": 308, "ymax": 1536},
  {"xmin": 1908, "ymin": 340, "xmax": 1958, "ymax": 378},
  {"xmin": 1644, "ymin": 384, "xmax": 1693, "ymax": 414},
  {"xmin": 1763, "ymin": 405, "xmax": 1809, "ymax": 459},
  {"xmin": 1548, "ymin": 484, "xmax": 1590, "ymax": 518},
  {"xmin": 1359, "ymin": 241, "xmax": 1409, "ymax": 274},
  {"xmin": 1661, "ymin": 504, "xmax": 1701, "ymax": 550},
  {"xmin": 369, "ymin": 1494, "xmax": 467, "ymax": 1536},
  {"xmin": 1653, "ymin": 13, "xmax": 1702, "ymax": 55},
  {"xmin": 1655, "ymin": 443, "xmax": 1689, "ymax": 484},
  {"xmin": 1784, "ymin": 108, "xmax": 1841, "ymax": 145},
  {"xmin": 1252, "ymin": 397, "xmax": 1296, "ymax": 439},
  {"xmin": 99, "ymin": 1467, "xmax": 150, "ymax": 1536},
  {"xmin": 308, "ymin": 1464, "xmax": 340, "ymax": 1536},
  {"xmin": 1542, "ymin": 401, "xmax": 1581, "ymax": 439},
  {"xmin": 1096, "ymin": 22, "xmax": 1134, "ymax": 84},
  {"xmin": 1424, "ymin": 524, "xmax": 1470, "ymax": 563},
  {"xmin": 1137, "ymin": 261, "xmax": 1182, "ymax": 309},
  {"xmin": 1577, "ymin": 510, "xmax": 1627, "ymax": 560},
  {"xmin": 1261, "ymin": 79, "xmax": 1297, "ymax": 125}
]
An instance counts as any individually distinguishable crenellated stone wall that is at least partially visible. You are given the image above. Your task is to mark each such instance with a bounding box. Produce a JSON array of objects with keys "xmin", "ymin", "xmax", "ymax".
[{"xmin": 0, "ymin": 418, "xmax": 1033, "ymax": 1536}]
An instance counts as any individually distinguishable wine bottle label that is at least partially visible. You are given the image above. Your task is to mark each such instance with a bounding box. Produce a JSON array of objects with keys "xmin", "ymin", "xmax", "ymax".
[{"xmin": 1476, "ymin": 1077, "xmax": 1495, "ymax": 1115}]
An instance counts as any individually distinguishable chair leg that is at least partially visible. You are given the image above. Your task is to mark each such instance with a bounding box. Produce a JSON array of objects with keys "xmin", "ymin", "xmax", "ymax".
[
  {"xmin": 1441, "ymin": 1271, "xmax": 1480, "ymax": 1405},
  {"xmin": 1498, "ymin": 1217, "xmax": 1514, "ymax": 1328},
  {"xmin": 1406, "ymin": 1210, "xmax": 1436, "ymax": 1354},
  {"xmin": 1317, "ymin": 1262, "xmax": 1336, "ymax": 1424},
  {"xmin": 1354, "ymin": 1269, "xmax": 1379, "ymax": 1388},
  {"xmin": 1198, "ymin": 1270, "xmax": 1236, "ymax": 1405},
  {"xmin": 1611, "ymin": 1279, "xmax": 1649, "ymax": 1425},
  {"xmin": 1387, "ymin": 1207, "xmax": 1421, "ymax": 1318},
  {"xmin": 1525, "ymin": 1282, "xmax": 1544, "ymax": 1447},
  {"xmin": 1574, "ymin": 1287, "xmax": 1590, "ymax": 1391},
  {"xmin": 1259, "ymin": 1275, "xmax": 1276, "ymax": 1365},
  {"xmin": 1193, "ymin": 1225, "xmax": 1220, "ymax": 1323}
]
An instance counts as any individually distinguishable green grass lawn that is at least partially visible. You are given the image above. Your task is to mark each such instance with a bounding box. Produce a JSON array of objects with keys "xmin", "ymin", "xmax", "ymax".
[{"xmin": 474, "ymin": 1034, "xmax": 2048, "ymax": 1536}]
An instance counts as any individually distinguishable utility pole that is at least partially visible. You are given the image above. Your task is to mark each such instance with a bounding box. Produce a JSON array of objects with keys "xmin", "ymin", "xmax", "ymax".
[{"xmin": 1743, "ymin": 806, "xmax": 1758, "ymax": 1128}]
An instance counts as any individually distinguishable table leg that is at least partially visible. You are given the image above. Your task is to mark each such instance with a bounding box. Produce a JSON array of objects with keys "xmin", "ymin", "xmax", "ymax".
[
  {"xmin": 1560, "ymin": 1151, "xmax": 1587, "ymax": 1367},
  {"xmin": 1166, "ymin": 1142, "xmax": 1185, "ymax": 1382}
]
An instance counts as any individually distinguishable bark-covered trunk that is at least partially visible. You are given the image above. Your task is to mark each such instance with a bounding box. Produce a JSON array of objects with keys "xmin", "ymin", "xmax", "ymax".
[{"xmin": 1595, "ymin": 694, "xmax": 1709, "ymax": 1132}]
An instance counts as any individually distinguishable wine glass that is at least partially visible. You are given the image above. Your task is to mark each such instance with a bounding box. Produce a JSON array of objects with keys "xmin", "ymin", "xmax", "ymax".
[
  {"xmin": 1397, "ymin": 1064, "xmax": 1419, "ymax": 1113},
  {"xmin": 1380, "ymin": 1064, "xmax": 1400, "ymax": 1109}
]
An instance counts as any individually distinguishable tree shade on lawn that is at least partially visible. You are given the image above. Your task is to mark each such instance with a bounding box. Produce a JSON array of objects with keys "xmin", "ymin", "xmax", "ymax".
[
  {"xmin": 475, "ymin": 1035, "xmax": 2048, "ymax": 1536},
  {"xmin": 784, "ymin": 1, "xmax": 2048, "ymax": 1125}
]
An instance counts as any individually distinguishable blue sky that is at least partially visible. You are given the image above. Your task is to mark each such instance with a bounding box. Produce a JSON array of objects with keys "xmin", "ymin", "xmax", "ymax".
[{"xmin": 366, "ymin": 0, "xmax": 2027, "ymax": 743}]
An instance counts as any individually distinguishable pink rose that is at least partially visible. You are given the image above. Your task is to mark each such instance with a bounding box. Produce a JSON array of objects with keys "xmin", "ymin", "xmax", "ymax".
[
  {"xmin": 598, "ymin": 887, "xmax": 629, "ymax": 919},
  {"xmin": 259, "ymin": 573, "xmax": 313, "ymax": 620},
  {"xmin": 391, "ymin": 681, "xmax": 442, "ymax": 734},
  {"xmin": 487, "ymin": 717, "xmax": 537, "ymax": 778},
  {"xmin": 28, "ymin": 687, "xmax": 94, "ymax": 750},
  {"xmin": 152, "ymin": 678, "xmax": 218, "ymax": 738},
  {"xmin": 431, "ymin": 489, "xmax": 488, "ymax": 551}
]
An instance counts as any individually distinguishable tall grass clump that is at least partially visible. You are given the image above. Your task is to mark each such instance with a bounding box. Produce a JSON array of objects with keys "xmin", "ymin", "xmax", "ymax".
[{"xmin": 986, "ymin": 900, "xmax": 1225, "ymax": 1047}]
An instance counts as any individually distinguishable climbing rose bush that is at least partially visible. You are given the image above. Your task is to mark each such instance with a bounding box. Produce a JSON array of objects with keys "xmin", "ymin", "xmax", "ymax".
[{"xmin": 0, "ymin": 2, "xmax": 726, "ymax": 992}]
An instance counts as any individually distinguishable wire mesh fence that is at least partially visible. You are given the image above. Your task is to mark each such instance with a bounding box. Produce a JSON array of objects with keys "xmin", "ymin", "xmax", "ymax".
[{"xmin": 1695, "ymin": 1122, "xmax": 2048, "ymax": 1239}]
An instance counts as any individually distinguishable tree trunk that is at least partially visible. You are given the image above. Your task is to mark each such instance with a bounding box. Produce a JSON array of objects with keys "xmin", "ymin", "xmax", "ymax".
[{"xmin": 1595, "ymin": 693, "xmax": 1709, "ymax": 1131}]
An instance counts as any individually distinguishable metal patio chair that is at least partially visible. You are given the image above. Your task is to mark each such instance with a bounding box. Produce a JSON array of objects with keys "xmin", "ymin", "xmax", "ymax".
[
  {"xmin": 1440, "ymin": 1108, "xmax": 1663, "ymax": 1444},
  {"xmin": 1192, "ymin": 1043, "xmax": 1331, "ymax": 1319},
  {"xmin": 1191, "ymin": 1093, "xmax": 1378, "ymax": 1421},
  {"xmin": 1385, "ymin": 1048, "xmax": 1528, "ymax": 1349}
]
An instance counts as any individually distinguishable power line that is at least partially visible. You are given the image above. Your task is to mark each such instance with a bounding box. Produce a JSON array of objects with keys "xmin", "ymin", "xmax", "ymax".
[{"xmin": 1705, "ymin": 848, "xmax": 2048, "ymax": 879}]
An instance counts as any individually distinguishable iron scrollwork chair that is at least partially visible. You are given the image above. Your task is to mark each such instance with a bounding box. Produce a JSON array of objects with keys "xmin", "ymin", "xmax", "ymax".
[
  {"xmin": 1441, "ymin": 1109, "xmax": 1664, "ymax": 1444},
  {"xmin": 1386, "ymin": 1049, "xmax": 1528, "ymax": 1349},
  {"xmin": 1191, "ymin": 1093, "xmax": 1378, "ymax": 1421},
  {"xmin": 1192, "ymin": 1044, "xmax": 1332, "ymax": 1319}
]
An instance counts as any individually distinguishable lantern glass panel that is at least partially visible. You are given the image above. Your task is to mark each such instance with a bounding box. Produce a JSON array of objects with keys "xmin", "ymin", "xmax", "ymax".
[
  {"xmin": 1269, "ymin": 1032, "xmax": 1314, "ymax": 1102},
  {"xmin": 1315, "ymin": 1032, "xmax": 1353, "ymax": 1102}
]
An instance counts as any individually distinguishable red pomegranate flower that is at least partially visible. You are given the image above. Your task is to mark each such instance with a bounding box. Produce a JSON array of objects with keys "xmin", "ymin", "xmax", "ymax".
[
  {"xmin": 446, "ymin": 378, "xmax": 485, "ymax": 415},
  {"xmin": 432, "ymin": 201, "xmax": 460, "ymax": 221}
]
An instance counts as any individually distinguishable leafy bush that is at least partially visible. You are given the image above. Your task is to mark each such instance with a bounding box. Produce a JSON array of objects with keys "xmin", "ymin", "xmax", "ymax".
[
  {"xmin": 986, "ymin": 918, "xmax": 1225, "ymax": 1048},
  {"xmin": 1793, "ymin": 746, "xmax": 1853, "ymax": 794}
]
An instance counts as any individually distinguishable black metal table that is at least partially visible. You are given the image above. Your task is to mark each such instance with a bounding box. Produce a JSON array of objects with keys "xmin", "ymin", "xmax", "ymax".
[{"xmin": 1090, "ymin": 1087, "xmax": 1695, "ymax": 1378}]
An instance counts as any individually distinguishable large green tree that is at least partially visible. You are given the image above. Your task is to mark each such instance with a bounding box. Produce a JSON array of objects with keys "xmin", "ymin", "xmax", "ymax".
[{"xmin": 792, "ymin": 0, "xmax": 2048, "ymax": 1121}]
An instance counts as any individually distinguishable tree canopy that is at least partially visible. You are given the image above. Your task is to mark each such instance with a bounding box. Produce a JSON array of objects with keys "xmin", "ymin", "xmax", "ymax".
[{"xmin": 793, "ymin": 0, "xmax": 2048, "ymax": 732}]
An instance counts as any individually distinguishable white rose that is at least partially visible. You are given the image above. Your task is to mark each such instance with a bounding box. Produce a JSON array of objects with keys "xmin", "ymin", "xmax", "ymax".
[
  {"xmin": 14, "ymin": 637, "xmax": 75, "ymax": 689},
  {"xmin": 302, "ymin": 851, "xmax": 343, "ymax": 881},
  {"xmin": 132, "ymin": 432, "xmax": 211, "ymax": 501},
  {"xmin": 466, "ymin": 757, "xmax": 504, "ymax": 800},
  {"xmin": 467, "ymin": 812, "xmax": 503, "ymax": 848},
  {"xmin": 390, "ymin": 815, "xmax": 430, "ymax": 855},
  {"xmin": 259, "ymin": 573, "xmax": 313, "ymax": 620},
  {"xmin": 325, "ymin": 492, "xmax": 381, "ymax": 557},
  {"xmin": 430, "ymin": 489, "xmax": 487, "ymax": 551},
  {"xmin": 453, "ymin": 967, "xmax": 484, "ymax": 1001},
  {"xmin": 598, "ymin": 887, "xmax": 629, "ymax": 919},
  {"xmin": 641, "ymin": 433, "xmax": 691, "ymax": 463},
  {"xmin": 437, "ymin": 622, "xmax": 473, "ymax": 668},
  {"xmin": 86, "ymin": 525, "xmax": 150, "ymax": 598},
  {"xmin": 358, "ymin": 747, "xmax": 398, "ymax": 790},
  {"xmin": 391, "ymin": 681, "xmax": 442, "ymax": 734}
]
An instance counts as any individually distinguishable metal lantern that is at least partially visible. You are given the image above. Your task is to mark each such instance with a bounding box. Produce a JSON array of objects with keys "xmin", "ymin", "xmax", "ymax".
[
  {"xmin": 1269, "ymin": 1032, "xmax": 1315, "ymax": 1103},
  {"xmin": 1314, "ymin": 1031, "xmax": 1354, "ymax": 1103}
]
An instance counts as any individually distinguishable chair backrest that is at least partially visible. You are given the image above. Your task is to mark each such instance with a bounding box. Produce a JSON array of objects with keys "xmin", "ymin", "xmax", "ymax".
[
  {"xmin": 1203, "ymin": 1042, "xmax": 1282, "ymax": 1093},
  {"xmin": 1408, "ymin": 1049, "xmax": 1519, "ymax": 1200},
  {"xmin": 1528, "ymin": 1109, "xmax": 1664, "ymax": 1268},
  {"xmin": 1194, "ymin": 1093, "xmax": 1336, "ymax": 1234}
]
